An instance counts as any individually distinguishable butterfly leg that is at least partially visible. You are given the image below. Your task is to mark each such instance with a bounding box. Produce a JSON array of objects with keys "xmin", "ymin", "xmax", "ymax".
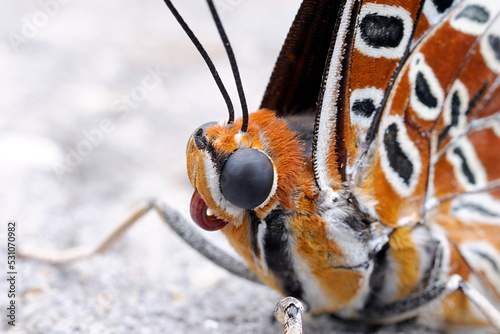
[
  {"xmin": 362, "ymin": 274, "xmax": 500, "ymax": 332},
  {"xmin": 19, "ymin": 199, "xmax": 261, "ymax": 284},
  {"xmin": 18, "ymin": 200, "xmax": 155, "ymax": 264},
  {"xmin": 152, "ymin": 200, "xmax": 261, "ymax": 283},
  {"xmin": 274, "ymin": 297, "xmax": 304, "ymax": 334},
  {"xmin": 456, "ymin": 276, "xmax": 500, "ymax": 331}
]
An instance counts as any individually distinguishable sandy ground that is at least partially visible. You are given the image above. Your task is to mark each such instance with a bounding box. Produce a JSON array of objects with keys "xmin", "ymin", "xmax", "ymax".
[{"xmin": 1, "ymin": 1, "xmax": 440, "ymax": 333}]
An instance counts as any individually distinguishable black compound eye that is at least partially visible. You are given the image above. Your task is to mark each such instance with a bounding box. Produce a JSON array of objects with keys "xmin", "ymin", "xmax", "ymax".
[
  {"xmin": 220, "ymin": 148, "xmax": 274, "ymax": 209},
  {"xmin": 187, "ymin": 121, "xmax": 218, "ymax": 152}
]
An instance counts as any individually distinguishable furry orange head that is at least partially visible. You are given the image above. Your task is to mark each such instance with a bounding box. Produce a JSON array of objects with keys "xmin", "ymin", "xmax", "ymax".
[{"xmin": 186, "ymin": 109, "xmax": 312, "ymax": 231}]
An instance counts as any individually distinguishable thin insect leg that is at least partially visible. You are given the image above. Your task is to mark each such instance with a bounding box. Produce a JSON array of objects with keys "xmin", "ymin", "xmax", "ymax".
[
  {"xmin": 362, "ymin": 274, "xmax": 500, "ymax": 332},
  {"xmin": 18, "ymin": 201, "xmax": 155, "ymax": 264},
  {"xmin": 18, "ymin": 199, "xmax": 262, "ymax": 284},
  {"xmin": 152, "ymin": 200, "xmax": 262, "ymax": 284},
  {"xmin": 274, "ymin": 297, "xmax": 304, "ymax": 334}
]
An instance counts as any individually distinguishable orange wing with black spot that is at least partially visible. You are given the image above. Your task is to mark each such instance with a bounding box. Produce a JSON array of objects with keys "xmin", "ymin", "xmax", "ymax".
[
  {"xmin": 261, "ymin": 0, "xmax": 500, "ymax": 326},
  {"xmin": 356, "ymin": 0, "xmax": 500, "ymax": 324}
]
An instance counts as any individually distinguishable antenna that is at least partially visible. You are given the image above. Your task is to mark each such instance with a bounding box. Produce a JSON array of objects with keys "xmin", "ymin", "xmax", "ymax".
[
  {"xmin": 205, "ymin": 0, "xmax": 249, "ymax": 132},
  {"xmin": 162, "ymin": 0, "xmax": 235, "ymax": 124}
]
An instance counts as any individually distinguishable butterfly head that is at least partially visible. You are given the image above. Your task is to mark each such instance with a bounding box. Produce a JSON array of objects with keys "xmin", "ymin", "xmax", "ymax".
[{"xmin": 186, "ymin": 109, "xmax": 307, "ymax": 231}]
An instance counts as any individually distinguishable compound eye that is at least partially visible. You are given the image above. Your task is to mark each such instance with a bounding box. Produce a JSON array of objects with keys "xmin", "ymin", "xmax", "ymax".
[
  {"xmin": 220, "ymin": 148, "xmax": 274, "ymax": 209},
  {"xmin": 187, "ymin": 121, "xmax": 217, "ymax": 152}
]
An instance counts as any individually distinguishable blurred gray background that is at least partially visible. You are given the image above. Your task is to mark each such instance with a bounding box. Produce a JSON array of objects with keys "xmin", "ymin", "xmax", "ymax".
[{"xmin": 0, "ymin": 1, "xmax": 437, "ymax": 333}]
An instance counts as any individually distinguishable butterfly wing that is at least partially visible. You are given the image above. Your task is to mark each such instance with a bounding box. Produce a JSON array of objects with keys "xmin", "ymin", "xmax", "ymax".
[
  {"xmin": 261, "ymin": 0, "xmax": 427, "ymax": 190},
  {"xmin": 308, "ymin": 0, "xmax": 500, "ymax": 227},
  {"xmin": 260, "ymin": 0, "xmax": 341, "ymax": 116},
  {"xmin": 312, "ymin": 0, "xmax": 427, "ymax": 192},
  {"xmin": 354, "ymin": 0, "xmax": 500, "ymax": 233},
  {"xmin": 352, "ymin": 0, "xmax": 500, "ymax": 322},
  {"xmin": 426, "ymin": 3, "xmax": 500, "ymax": 319},
  {"xmin": 288, "ymin": 0, "xmax": 500, "ymax": 322}
]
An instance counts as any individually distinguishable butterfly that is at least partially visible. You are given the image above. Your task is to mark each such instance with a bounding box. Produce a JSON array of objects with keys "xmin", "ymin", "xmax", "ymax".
[
  {"xmin": 20, "ymin": 0, "xmax": 500, "ymax": 332},
  {"xmin": 183, "ymin": 0, "xmax": 500, "ymax": 332}
]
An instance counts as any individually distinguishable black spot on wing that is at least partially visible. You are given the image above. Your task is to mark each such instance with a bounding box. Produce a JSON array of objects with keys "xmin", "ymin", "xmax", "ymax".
[
  {"xmin": 352, "ymin": 99, "xmax": 377, "ymax": 118},
  {"xmin": 360, "ymin": 14, "xmax": 405, "ymax": 48},
  {"xmin": 456, "ymin": 4, "xmax": 489, "ymax": 23},
  {"xmin": 416, "ymin": 72, "xmax": 438, "ymax": 108},
  {"xmin": 439, "ymin": 81, "xmax": 488, "ymax": 145},
  {"xmin": 263, "ymin": 209, "xmax": 303, "ymax": 299},
  {"xmin": 453, "ymin": 147, "xmax": 476, "ymax": 185},
  {"xmin": 433, "ymin": 0, "xmax": 455, "ymax": 13},
  {"xmin": 384, "ymin": 123, "xmax": 413, "ymax": 185},
  {"xmin": 466, "ymin": 81, "xmax": 488, "ymax": 116},
  {"xmin": 453, "ymin": 202, "xmax": 500, "ymax": 218},
  {"xmin": 438, "ymin": 90, "xmax": 461, "ymax": 145},
  {"xmin": 488, "ymin": 35, "xmax": 500, "ymax": 62},
  {"xmin": 449, "ymin": 90, "xmax": 462, "ymax": 126}
]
